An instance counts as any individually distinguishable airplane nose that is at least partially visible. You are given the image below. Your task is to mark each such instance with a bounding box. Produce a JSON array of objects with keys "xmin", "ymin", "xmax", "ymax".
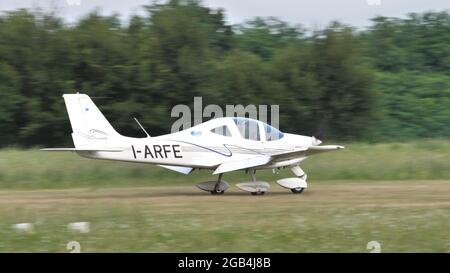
[{"xmin": 312, "ymin": 136, "xmax": 322, "ymax": 145}]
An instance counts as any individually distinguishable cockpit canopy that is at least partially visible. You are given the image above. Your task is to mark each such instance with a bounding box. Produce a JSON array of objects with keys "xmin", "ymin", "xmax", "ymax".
[
  {"xmin": 233, "ymin": 117, "xmax": 260, "ymax": 141},
  {"xmin": 204, "ymin": 117, "xmax": 284, "ymax": 141}
]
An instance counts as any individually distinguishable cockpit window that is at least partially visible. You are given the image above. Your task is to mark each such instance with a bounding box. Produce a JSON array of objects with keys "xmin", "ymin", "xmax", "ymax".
[
  {"xmin": 232, "ymin": 117, "xmax": 260, "ymax": 141},
  {"xmin": 211, "ymin": 125, "xmax": 232, "ymax": 137},
  {"xmin": 263, "ymin": 123, "xmax": 284, "ymax": 141},
  {"xmin": 190, "ymin": 131, "xmax": 202, "ymax": 136}
]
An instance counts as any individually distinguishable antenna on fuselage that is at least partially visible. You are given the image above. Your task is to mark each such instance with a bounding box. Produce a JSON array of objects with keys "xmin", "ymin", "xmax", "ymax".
[{"xmin": 133, "ymin": 117, "xmax": 150, "ymax": 138}]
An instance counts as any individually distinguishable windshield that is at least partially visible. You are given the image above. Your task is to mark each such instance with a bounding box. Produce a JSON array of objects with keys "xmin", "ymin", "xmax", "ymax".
[{"xmin": 263, "ymin": 123, "xmax": 284, "ymax": 141}]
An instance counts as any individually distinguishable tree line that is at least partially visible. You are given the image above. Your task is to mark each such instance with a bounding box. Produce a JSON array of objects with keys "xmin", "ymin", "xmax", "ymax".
[{"xmin": 0, "ymin": 0, "xmax": 448, "ymax": 147}]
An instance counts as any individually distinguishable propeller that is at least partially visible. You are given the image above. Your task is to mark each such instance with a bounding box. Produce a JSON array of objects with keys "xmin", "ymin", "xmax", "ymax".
[{"xmin": 312, "ymin": 119, "xmax": 327, "ymax": 145}]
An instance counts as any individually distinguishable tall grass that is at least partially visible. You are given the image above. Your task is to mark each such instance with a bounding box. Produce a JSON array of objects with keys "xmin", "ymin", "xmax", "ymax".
[{"xmin": 0, "ymin": 139, "xmax": 449, "ymax": 189}]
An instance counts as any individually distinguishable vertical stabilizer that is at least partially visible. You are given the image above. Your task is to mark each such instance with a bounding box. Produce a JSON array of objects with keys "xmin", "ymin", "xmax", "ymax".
[{"xmin": 63, "ymin": 93, "xmax": 120, "ymax": 148}]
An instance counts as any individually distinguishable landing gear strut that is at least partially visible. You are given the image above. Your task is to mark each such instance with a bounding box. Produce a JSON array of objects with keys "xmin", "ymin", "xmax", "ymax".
[
  {"xmin": 210, "ymin": 173, "xmax": 225, "ymax": 195},
  {"xmin": 249, "ymin": 170, "xmax": 265, "ymax": 196}
]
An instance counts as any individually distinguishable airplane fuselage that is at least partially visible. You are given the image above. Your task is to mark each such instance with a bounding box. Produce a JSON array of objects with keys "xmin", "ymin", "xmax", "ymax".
[{"xmin": 43, "ymin": 93, "xmax": 344, "ymax": 194}]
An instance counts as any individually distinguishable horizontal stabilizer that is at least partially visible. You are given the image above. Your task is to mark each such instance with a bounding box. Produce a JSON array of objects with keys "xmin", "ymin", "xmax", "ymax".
[
  {"xmin": 213, "ymin": 156, "xmax": 271, "ymax": 174},
  {"xmin": 158, "ymin": 165, "xmax": 193, "ymax": 174},
  {"xmin": 40, "ymin": 148, "xmax": 124, "ymax": 152}
]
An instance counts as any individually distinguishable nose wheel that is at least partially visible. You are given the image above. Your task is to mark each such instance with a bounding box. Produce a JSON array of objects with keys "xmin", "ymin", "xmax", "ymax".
[
  {"xmin": 276, "ymin": 165, "xmax": 308, "ymax": 194},
  {"xmin": 291, "ymin": 187, "xmax": 305, "ymax": 194}
]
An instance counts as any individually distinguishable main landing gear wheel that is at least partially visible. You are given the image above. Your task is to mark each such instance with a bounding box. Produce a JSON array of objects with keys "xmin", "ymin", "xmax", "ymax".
[
  {"xmin": 291, "ymin": 187, "xmax": 305, "ymax": 194},
  {"xmin": 236, "ymin": 169, "xmax": 270, "ymax": 195},
  {"xmin": 210, "ymin": 189, "xmax": 225, "ymax": 195},
  {"xmin": 196, "ymin": 173, "xmax": 229, "ymax": 195}
]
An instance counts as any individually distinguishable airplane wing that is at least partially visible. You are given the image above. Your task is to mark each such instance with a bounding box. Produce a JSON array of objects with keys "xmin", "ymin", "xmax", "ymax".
[
  {"xmin": 158, "ymin": 165, "xmax": 194, "ymax": 174},
  {"xmin": 213, "ymin": 156, "xmax": 272, "ymax": 174},
  {"xmin": 213, "ymin": 145, "xmax": 344, "ymax": 174},
  {"xmin": 40, "ymin": 148, "xmax": 124, "ymax": 152}
]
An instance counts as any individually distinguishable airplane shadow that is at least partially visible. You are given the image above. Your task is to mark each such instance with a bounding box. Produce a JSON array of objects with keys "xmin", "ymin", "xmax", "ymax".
[
  {"xmin": 117, "ymin": 190, "xmax": 310, "ymax": 198},
  {"xmin": 79, "ymin": 188, "xmax": 312, "ymax": 199}
]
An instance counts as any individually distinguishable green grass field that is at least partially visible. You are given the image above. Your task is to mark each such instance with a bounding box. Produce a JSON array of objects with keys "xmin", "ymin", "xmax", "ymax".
[{"xmin": 0, "ymin": 140, "xmax": 449, "ymax": 252}]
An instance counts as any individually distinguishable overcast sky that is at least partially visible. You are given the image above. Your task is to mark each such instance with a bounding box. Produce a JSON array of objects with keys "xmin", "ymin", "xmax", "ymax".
[{"xmin": 0, "ymin": 0, "xmax": 449, "ymax": 28}]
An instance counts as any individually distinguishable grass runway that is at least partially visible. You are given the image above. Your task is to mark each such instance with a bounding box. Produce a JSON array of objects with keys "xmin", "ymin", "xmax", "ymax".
[
  {"xmin": 1, "ymin": 180, "xmax": 449, "ymax": 252},
  {"xmin": 0, "ymin": 141, "xmax": 448, "ymax": 252}
]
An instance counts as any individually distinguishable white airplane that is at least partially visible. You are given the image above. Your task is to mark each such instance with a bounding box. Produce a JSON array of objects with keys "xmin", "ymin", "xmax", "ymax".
[{"xmin": 42, "ymin": 93, "xmax": 344, "ymax": 195}]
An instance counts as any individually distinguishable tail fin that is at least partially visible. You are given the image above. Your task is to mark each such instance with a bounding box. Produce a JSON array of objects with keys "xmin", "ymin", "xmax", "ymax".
[{"xmin": 63, "ymin": 93, "xmax": 121, "ymax": 148}]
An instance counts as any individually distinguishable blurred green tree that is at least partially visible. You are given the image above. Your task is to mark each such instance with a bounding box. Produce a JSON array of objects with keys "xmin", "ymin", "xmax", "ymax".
[
  {"xmin": 270, "ymin": 23, "xmax": 374, "ymax": 139},
  {"xmin": 0, "ymin": 4, "xmax": 448, "ymax": 147}
]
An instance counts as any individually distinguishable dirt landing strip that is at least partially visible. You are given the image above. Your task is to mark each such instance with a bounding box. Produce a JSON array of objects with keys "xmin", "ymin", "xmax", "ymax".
[{"xmin": 1, "ymin": 180, "xmax": 449, "ymax": 210}]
